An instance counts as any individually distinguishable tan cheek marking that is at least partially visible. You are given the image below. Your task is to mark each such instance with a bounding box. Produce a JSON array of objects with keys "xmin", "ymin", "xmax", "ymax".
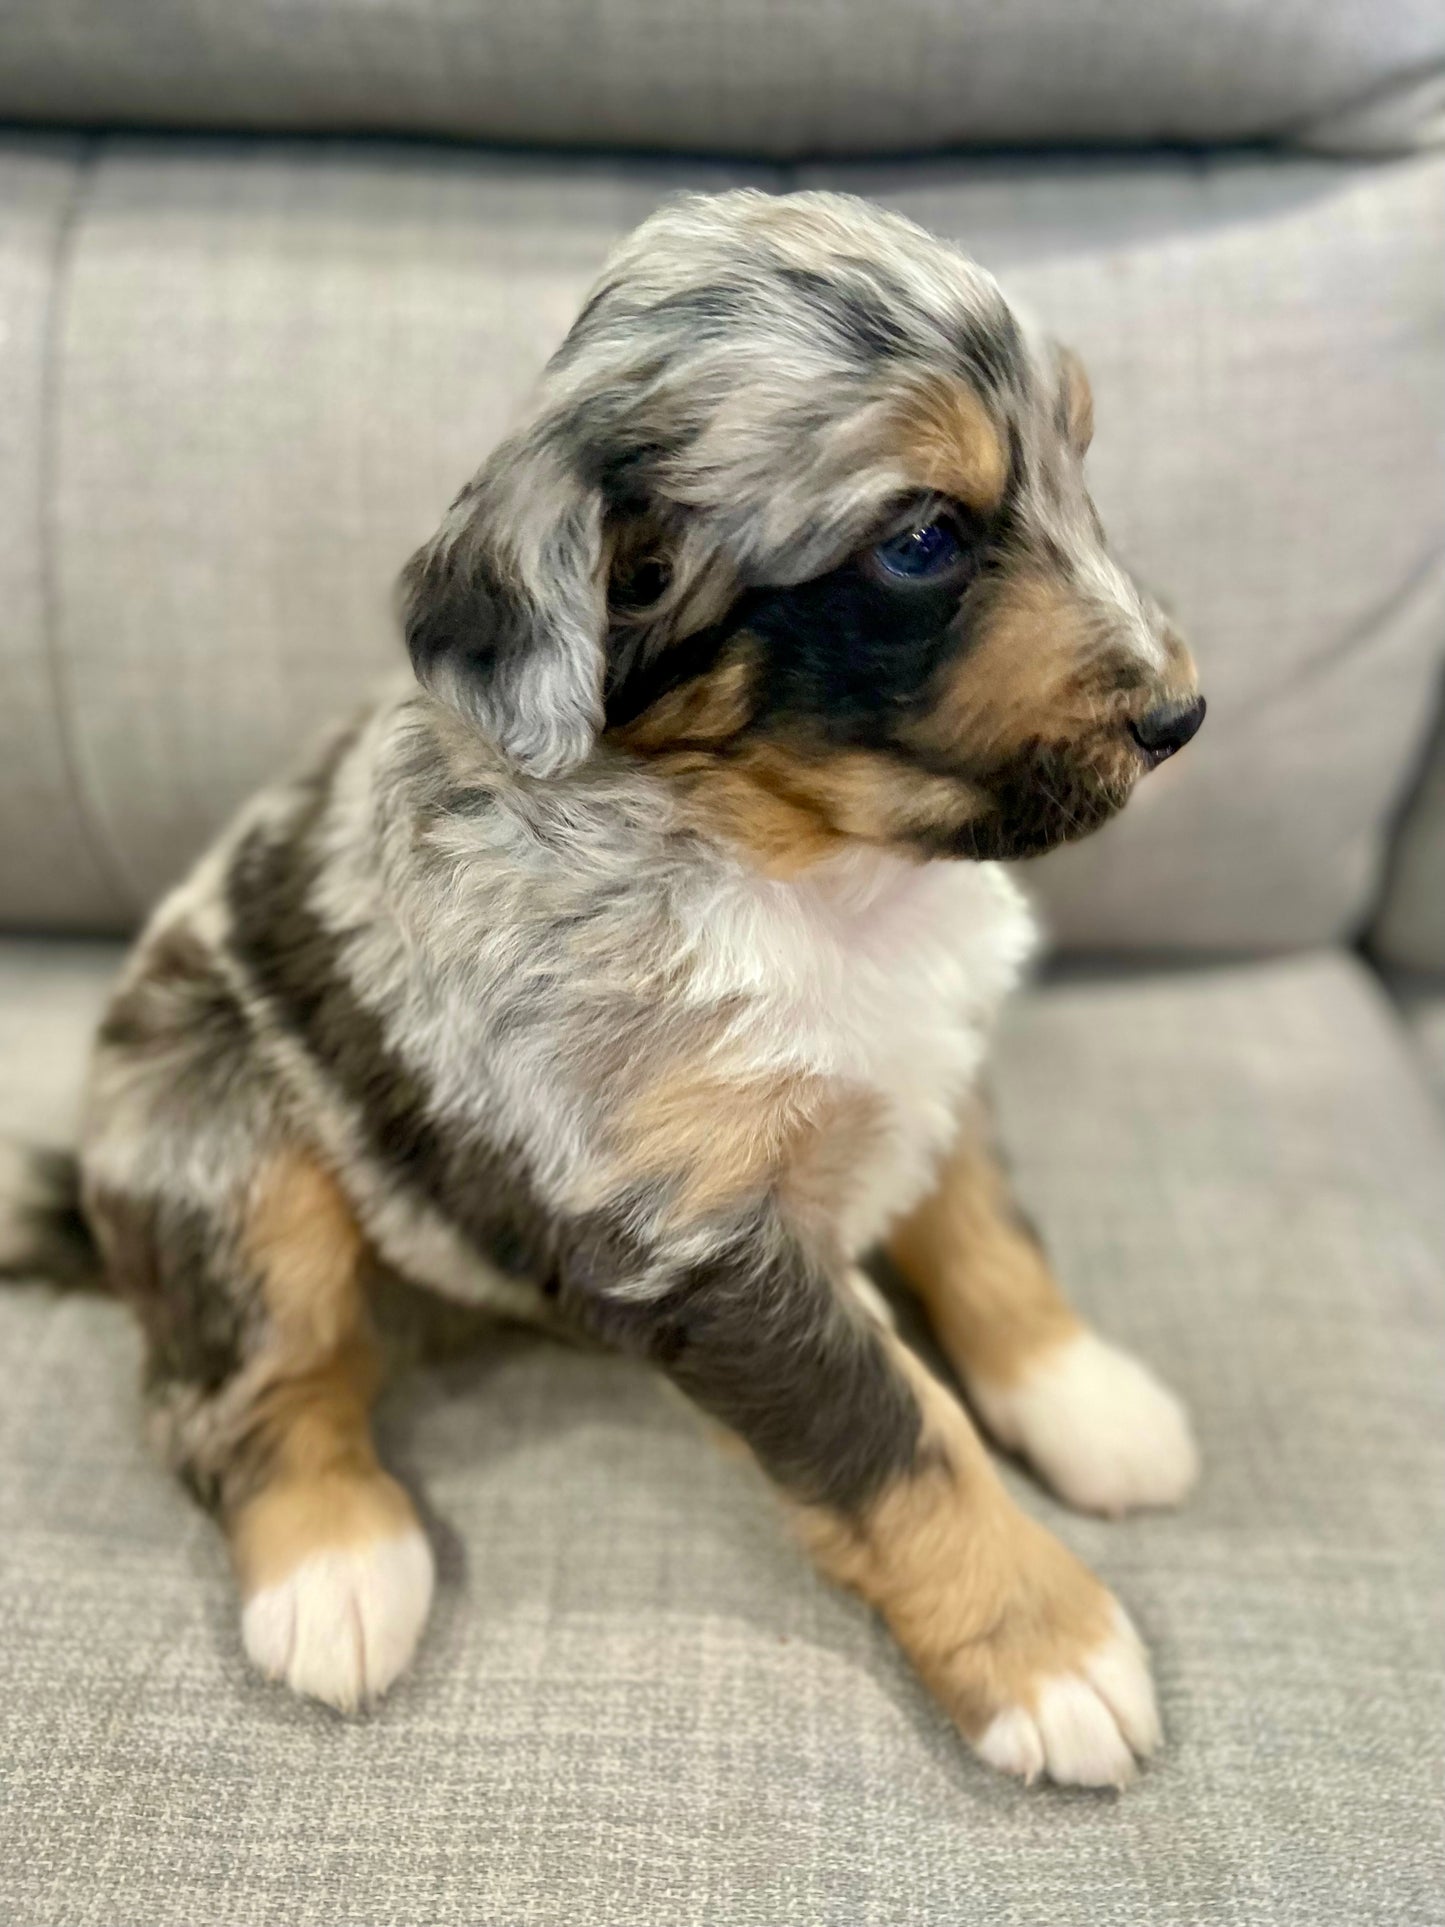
[
  {"xmin": 799, "ymin": 1347, "xmax": 1112, "ymax": 1737},
  {"xmin": 762, "ymin": 743, "xmax": 983, "ymax": 844},
  {"xmin": 893, "ymin": 376, "xmax": 1008, "ymax": 512},
  {"xmin": 660, "ymin": 738, "xmax": 985, "ymax": 875},
  {"xmin": 613, "ymin": 650, "xmax": 758, "ymax": 753},
  {"xmin": 910, "ymin": 571, "xmax": 1110, "ymax": 764},
  {"xmin": 888, "ymin": 1121, "xmax": 1081, "ymax": 1388},
  {"xmin": 660, "ymin": 754, "xmax": 847, "ymax": 877}
]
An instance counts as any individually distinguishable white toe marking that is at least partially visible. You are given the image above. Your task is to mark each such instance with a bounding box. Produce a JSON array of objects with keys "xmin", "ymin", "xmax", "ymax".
[
  {"xmin": 976, "ymin": 1704, "xmax": 1046, "ymax": 1783},
  {"xmin": 969, "ymin": 1330, "xmax": 1200, "ymax": 1515},
  {"xmin": 241, "ymin": 1529, "xmax": 434, "ymax": 1713},
  {"xmin": 1084, "ymin": 1607, "xmax": 1162, "ymax": 1757},
  {"xmin": 973, "ymin": 1609, "xmax": 1161, "ymax": 1790},
  {"xmin": 1035, "ymin": 1674, "xmax": 1138, "ymax": 1788}
]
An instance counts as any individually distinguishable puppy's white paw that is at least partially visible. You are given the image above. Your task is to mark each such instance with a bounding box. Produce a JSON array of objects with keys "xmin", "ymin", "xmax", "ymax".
[
  {"xmin": 970, "ymin": 1329, "xmax": 1199, "ymax": 1516},
  {"xmin": 241, "ymin": 1529, "xmax": 434, "ymax": 1713},
  {"xmin": 974, "ymin": 1609, "xmax": 1161, "ymax": 1790}
]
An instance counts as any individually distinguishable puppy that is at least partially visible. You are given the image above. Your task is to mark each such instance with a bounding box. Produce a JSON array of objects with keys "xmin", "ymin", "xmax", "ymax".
[{"xmin": 14, "ymin": 191, "xmax": 1206, "ymax": 1787}]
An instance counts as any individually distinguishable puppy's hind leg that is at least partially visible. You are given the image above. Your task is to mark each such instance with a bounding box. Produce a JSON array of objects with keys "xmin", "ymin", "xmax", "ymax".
[
  {"xmin": 91, "ymin": 1147, "xmax": 433, "ymax": 1712},
  {"xmin": 228, "ymin": 1154, "xmax": 435, "ymax": 1710}
]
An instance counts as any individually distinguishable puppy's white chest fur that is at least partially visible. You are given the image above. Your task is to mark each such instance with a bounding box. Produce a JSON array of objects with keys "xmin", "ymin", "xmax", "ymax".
[{"xmin": 684, "ymin": 850, "xmax": 1037, "ymax": 1254}]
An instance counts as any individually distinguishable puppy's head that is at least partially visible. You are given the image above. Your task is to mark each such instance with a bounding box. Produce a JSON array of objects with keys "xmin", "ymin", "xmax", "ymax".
[{"xmin": 402, "ymin": 190, "xmax": 1202, "ymax": 867}]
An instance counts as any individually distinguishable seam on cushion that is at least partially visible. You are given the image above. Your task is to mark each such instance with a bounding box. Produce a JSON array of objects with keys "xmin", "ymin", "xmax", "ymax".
[{"xmin": 36, "ymin": 134, "xmax": 139, "ymax": 927}]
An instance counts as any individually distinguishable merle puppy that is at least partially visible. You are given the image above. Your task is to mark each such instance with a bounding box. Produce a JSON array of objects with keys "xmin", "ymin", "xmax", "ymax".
[{"xmin": 3, "ymin": 190, "xmax": 1205, "ymax": 1788}]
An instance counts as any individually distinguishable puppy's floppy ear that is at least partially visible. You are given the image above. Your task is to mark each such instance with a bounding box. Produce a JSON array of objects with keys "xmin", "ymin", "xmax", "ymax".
[{"xmin": 401, "ymin": 430, "xmax": 606, "ymax": 778}]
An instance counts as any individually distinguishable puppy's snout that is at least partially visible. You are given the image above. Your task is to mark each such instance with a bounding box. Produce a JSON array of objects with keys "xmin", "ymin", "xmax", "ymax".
[{"xmin": 1129, "ymin": 695, "xmax": 1206, "ymax": 766}]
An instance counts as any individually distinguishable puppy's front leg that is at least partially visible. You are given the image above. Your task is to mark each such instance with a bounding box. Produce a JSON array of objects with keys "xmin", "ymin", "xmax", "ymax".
[
  {"xmin": 622, "ymin": 1232, "xmax": 1160, "ymax": 1787},
  {"xmin": 890, "ymin": 1111, "xmax": 1198, "ymax": 1515}
]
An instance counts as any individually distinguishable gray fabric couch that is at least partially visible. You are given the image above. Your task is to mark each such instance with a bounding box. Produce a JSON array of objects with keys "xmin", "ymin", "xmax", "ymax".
[{"xmin": 2, "ymin": 8, "xmax": 1443, "ymax": 1922}]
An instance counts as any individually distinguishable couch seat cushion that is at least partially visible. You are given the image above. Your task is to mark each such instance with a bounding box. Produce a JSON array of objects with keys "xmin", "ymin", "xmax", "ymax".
[{"xmin": 1, "ymin": 941, "xmax": 1441, "ymax": 1925}]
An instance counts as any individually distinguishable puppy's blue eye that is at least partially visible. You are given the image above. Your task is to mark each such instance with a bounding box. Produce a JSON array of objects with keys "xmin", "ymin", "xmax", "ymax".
[{"xmin": 872, "ymin": 517, "xmax": 963, "ymax": 580}]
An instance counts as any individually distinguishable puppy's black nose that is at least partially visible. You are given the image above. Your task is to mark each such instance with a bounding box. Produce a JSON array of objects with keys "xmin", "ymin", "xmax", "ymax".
[{"xmin": 1130, "ymin": 695, "xmax": 1206, "ymax": 764}]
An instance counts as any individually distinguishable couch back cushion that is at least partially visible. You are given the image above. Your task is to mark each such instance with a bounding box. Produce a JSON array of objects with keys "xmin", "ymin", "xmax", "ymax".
[
  {"xmin": 1, "ymin": 138, "xmax": 1442, "ymax": 950},
  {"xmin": 0, "ymin": 1, "xmax": 1441, "ymax": 157},
  {"xmin": 0, "ymin": 141, "xmax": 134, "ymax": 929}
]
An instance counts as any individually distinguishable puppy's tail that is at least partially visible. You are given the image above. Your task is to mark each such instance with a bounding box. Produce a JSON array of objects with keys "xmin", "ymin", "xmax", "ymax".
[{"xmin": 0, "ymin": 1138, "xmax": 105, "ymax": 1291}]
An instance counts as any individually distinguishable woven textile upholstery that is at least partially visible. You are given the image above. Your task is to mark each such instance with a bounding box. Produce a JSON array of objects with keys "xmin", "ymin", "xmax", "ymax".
[{"xmin": 2, "ymin": 940, "xmax": 1441, "ymax": 1926}]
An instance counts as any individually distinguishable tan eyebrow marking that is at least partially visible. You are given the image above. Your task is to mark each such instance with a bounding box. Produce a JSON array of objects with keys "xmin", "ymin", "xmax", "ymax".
[{"xmin": 891, "ymin": 376, "xmax": 1009, "ymax": 513}]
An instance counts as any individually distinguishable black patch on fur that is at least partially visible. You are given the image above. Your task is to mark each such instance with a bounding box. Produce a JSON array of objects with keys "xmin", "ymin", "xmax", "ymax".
[
  {"xmin": 226, "ymin": 772, "xmax": 629, "ymax": 1304},
  {"xmin": 98, "ymin": 926, "xmax": 251, "ymax": 1065},
  {"xmin": 933, "ymin": 742, "xmax": 1126, "ymax": 861},
  {"xmin": 773, "ymin": 257, "xmax": 1024, "ymax": 396},
  {"xmin": 739, "ymin": 553, "xmax": 984, "ymax": 747},
  {"xmin": 953, "ymin": 305, "xmax": 1025, "ymax": 394},
  {"xmin": 606, "ymin": 534, "xmax": 988, "ymax": 747},
  {"xmin": 589, "ymin": 438, "xmax": 677, "ymax": 518},
  {"xmin": 89, "ymin": 1182, "xmax": 254, "ymax": 1401},
  {"xmin": 644, "ymin": 282, "xmax": 756, "ymax": 336},
  {"xmin": 630, "ymin": 1225, "xmax": 924, "ymax": 1512},
  {"xmin": 776, "ymin": 264, "xmax": 913, "ymax": 362},
  {"xmin": 434, "ymin": 785, "xmax": 497, "ymax": 818},
  {"xmin": 401, "ymin": 509, "xmax": 524, "ymax": 703},
  {"xmin": 603, "ymin": 607, "xmax": 741, "ymax": 728}
]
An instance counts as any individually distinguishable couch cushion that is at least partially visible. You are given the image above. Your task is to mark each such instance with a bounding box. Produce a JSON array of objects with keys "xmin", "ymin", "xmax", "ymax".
[
  {"xmin": 2, "ymin": 940, "xmax": 1441, "ymax": 1925},
  {"xmin": 0, "ymin": 141, "xmax": 132, "ymax": 930},
  {"xmin": 7, "ymin": 141, "xmax": 1440, "ymax": 950},
  {"xmin": 0, "ymin": 0, "xmax": 1440, "ymax": 157},
  {"xmin": 1374, "ymin": 706, "xmax": 1445, "ymax": 973}
]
